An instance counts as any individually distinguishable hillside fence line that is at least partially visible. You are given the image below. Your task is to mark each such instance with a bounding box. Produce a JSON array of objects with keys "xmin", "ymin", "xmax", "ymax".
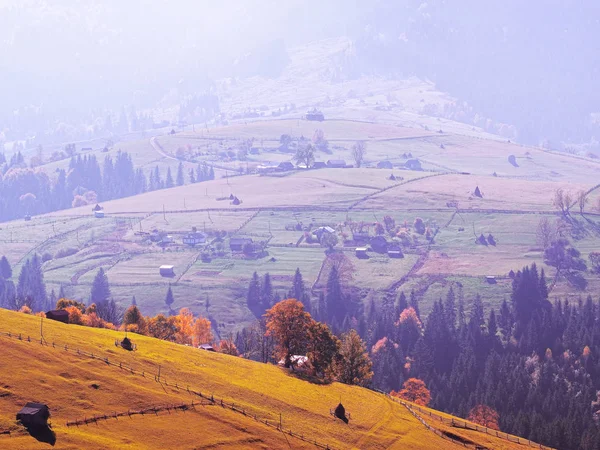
[
  {"xmin": 0, "ymin": 330, "xmax": 337, "ymax": 450},
  {"xmin": 381, "ymin": 392, "xmax": 554, "ymax": 450}
]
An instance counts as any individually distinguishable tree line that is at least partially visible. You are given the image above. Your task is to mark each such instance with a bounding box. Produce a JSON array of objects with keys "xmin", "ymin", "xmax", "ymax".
[{"xmin": 0, "ymin": 150, "xmax": 215, "ymax": 222}]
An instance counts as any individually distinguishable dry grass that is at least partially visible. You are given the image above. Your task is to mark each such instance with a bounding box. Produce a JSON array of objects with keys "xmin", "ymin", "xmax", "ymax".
[
  {"xmin": 362, "ymin": 174, "xmax": 592, "ymax": 211},
  {"xmin": 0, "ymin": 309, "xmax": 522, "ymax": 449},
  {"xmin": 49, "ymin": 174, "xmax": 372, "ymax": 217}
]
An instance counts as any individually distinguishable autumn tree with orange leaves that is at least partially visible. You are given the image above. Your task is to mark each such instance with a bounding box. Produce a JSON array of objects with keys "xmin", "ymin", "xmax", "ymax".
[
  {"xmin": 391, "ymin": 378, "xmax": 431, "ymax": 406},
  {"xmin": 467, "ymin": 404, "xmax": 500, "ymax": 430},
  {"xmin": 265, "ymin": 299, "xmax": 312, "ymax": 368},
  {"xmin": 192, "ymin": 316, "xmax": 213, "ymax": 347}
]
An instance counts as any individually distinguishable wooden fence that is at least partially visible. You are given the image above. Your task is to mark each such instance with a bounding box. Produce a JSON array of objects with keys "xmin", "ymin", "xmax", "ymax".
[
  {"xmin": 0, "ymin": 330, "xmax": 337, "ymax": 450},
  {"xmin": 384, "ymin": 393, "xmax": 553, "ymax": 449}
]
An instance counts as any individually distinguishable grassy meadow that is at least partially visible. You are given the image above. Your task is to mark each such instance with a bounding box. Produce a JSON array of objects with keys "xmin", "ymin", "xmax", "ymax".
[{"xmin": 0, "ymin": 309, "xmax": 528, "ymax": 449}]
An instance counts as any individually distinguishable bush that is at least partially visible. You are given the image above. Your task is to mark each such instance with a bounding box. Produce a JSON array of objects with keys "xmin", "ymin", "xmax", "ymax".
[
  {"xmin": 41, "ymin": 252, "xmax": 53, "ymax": 263},
  {"xmin": 55, "ymin": 247, "xmax": 78, "ymax": 259}
]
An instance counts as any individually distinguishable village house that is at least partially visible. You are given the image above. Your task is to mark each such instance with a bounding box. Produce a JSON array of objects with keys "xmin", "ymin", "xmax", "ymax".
[
  {"xmin": 377, "ymin": 160, "xmax": 393, "ymax": 169},
  {"xmin": 183, "ymin": 230, "xmax": 207, "ymax": 247},
  {"xmin": 305, "ymin": 109, "xmax": 324, "ymax": 121},
  {"xmin": 327, "ymin": 160, "xmax": 347, "ymax": 168},
  {"xmin": 278, "ymin": 161, "xmax": 295, "ymax": 171},
  {"xmin": 404, "ymin": 159, "xmax": 422, "ymax": 170},
  {"xmin": 230, "ymin": 237, "xmax": 253, "ymax": 252}
]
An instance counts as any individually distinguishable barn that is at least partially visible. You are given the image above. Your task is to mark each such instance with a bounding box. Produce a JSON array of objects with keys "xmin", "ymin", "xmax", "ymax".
[
  {"xmin": 326, "ymin": 160, "xmax": 347, "ymax": 168},
  {"xmin": 46, "ymin": 310, "xmax": 69, "ymax": 324},
  {"xmin": 159, "ymin": 265, "xmax": 175, "ymax": 277},
  {"xmin": 377, "ymin": 160, "xmax": 393, "ymax": 169},
  {"xmin": 404, "ymin": 159, "xmax": 422, "ymax": 170},
  {"xmin": 16, "ymin": 403, "xmax": 50, "ymax": 427},
  {"xmin": 230, "ymin": 237, "xmax": 253, "ymax": 252}
]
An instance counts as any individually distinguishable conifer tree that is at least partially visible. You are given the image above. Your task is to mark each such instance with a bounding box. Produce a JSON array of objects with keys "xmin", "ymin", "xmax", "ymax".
[
  {"xmin": 0, "ymin": 256, "xmax": 12, "ymax": 279},
  {"xmin": 262, "ymin": 273, "xmax": 273, "ymax": 308},
  {"xmin": 165, "ymin": 285, "xmax": 174, "ymax": 311},
  {"xmin": 326, "ymin": 266, "xmax": 345, "ymax": 323},
  {"xmin": 176, "ymin": 162, "xmax": 184, "ymax": 186},
  {"xmin": 91, "ymin": 268, "xmax": 111, "ymax": 305},
  {"xmin": 247, "ymin": 272, "xmax": 261, "ymax": 309},
  {"xmin": 165, "ymin": 167, "xmax": 174, "ymax": 188}
]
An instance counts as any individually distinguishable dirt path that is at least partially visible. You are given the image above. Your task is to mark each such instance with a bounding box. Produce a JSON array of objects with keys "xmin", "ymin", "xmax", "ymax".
[{"xmin": 150, "ymin": 136, "xmax": 178, "ymax": 161}]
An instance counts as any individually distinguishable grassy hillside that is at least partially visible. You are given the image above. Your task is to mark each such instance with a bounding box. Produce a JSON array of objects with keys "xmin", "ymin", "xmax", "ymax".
[{"xmin": 0, "ymin": 309, "xmax": 532, "ymax": 449}]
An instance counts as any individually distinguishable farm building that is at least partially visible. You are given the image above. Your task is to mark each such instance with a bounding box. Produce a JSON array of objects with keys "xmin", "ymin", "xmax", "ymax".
[
  {"xmin": 305, "ymin": 109, "xmax": 324, "ymax": 121},
  {"xmin": 94, "ymin": 210, "xmax": 105, "ymax": 218},
  {"xmin": 230, "ymin": 237, "xmax": 253, "ymax": 252},
  {"xmin": 370, "ymin": 235, "xmax": 389, "ymax": 253},
  {"xmin": 388, "ymin": 244, "xmax": 404, "ymax": 258},
  {"xmin": 355, "ymin": 247, "xmax": 368, "ymax": 258},
  {"xmin": 16, "ymin": 402, "xmax": 50, "ymax": 427},
  {"xmin": 312, "ymin": 161, "xmax": 327, "ymax": 169},
  {"xmin": 183, "ymin": 231, "xmax": 207, "ymax": 247},
  {"xmin": 24, "ymin": 214, "xmax": 31, "ymax": 221},
  {"xmin": 404, "ymin": 159, "xmax": 422, "ymax": 170},
  {"xmin": 161, "ymin": 235, "xmax": 174, "ymax": 244},
  {"xmin": 278, "ymin": 161, "xmax": 295, "ymax": 171},
  {"xmin": 92, "ymin": 204, "xmax": 103, "ymax": 212},
  {"xmin": 257, "ymin": 164, "xmax": 279, "ymax": 174},
  {"xmin": 46, "ymin": 310, "xmax": 69, "ymax": 324},
  {"xmin": 81, "ymin": 147, "xmax": 93, "ymax": 152},
  {"xmin": 377, "ymin": 160, "xmax": 393, "ymax": 169},
  {"xmin": 278, "ymin": 355, "xmax": 309, "ymax": 368},
  {"xmin": 312, "ymin": 226, "xmax": 335, "ymax": 242},
  {"xmin": 327, "ymin": 160, "xmax": 347, "ymax": 168},
  {"xmin": 159, "ymin": 265, "xmax": 175, "ymax": 277},
  {"xmin": 199, "ymin": 344, "xmax": 216, "ymax": 352},
  {"xmin": 485, "ymin": 276, "xmax": 497, "ymax": 284}
]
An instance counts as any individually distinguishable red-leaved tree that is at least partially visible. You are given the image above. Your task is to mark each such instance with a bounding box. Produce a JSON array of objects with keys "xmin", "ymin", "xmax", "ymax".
[{"xmin": 467, "ymin": 404, "xmax": 500, "ymax": 430}]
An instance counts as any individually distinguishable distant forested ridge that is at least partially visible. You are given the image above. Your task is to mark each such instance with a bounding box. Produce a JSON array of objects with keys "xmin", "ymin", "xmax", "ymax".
[{"xmin": 347, "ymin": 1, "xmax": 600, "ymax": 146}]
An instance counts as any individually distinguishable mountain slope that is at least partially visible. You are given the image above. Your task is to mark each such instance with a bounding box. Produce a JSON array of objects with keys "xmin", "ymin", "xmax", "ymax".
[{"xmin": 0, "ymin": 309, "xmax": 531, "ymax": 449}]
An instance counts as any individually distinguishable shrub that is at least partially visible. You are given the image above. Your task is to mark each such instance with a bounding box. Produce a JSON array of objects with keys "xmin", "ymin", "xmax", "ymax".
[
  {"xmin": 41, "ymin": 252, "xmax": 53, "ymax": 263},
  {"xmin": 55, "ymin": 247, "xmax": 78, "ymax": 259}
]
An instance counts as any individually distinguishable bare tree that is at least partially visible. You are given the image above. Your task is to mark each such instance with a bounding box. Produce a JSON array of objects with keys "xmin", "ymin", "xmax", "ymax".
[
  {"xmin": 351, "ymin": 141, "xmax": 366, "ymax": 168},
  {"xmin": 536, "ymin": 217, "xmax": 558, "ymax": 249},
  {"xmin": 294, "ymin": 143, "xmax": 315, "ymax": 169},
  {"xmin": 553, "ymin": 188, "xmax": 573, "ymax": 217},
  {"xmin": 577, "ymin": 190, "xmax": 588, "ymax": 215}
]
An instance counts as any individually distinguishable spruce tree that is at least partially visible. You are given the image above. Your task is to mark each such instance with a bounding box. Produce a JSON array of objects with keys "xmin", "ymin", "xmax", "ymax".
[
  {"xmin": 0, "ymin": 256, "xmax": 12, "ymax": 279},
  {"xmin": 176, "ymin": 162, "xmax": 184, "ymax": 186},
  {"xmin": 261, "ymin": 273, "xmax": 273, "ymax": 308},
  {"xmin": 165, "ymin": 167, "xmax": 174, "ymax": 188},
  {"xmin": 91, "ymin": 268, "xmax": 111, "ymax": 305},
  {"xmin": 444, "ymin": 287, "xmax": 456, "ymax": 332},
  {"xmin": 397, "ymin": 291, "xmax": 408, "ymax": 313},
  {"xmin": 409, "ymin": 290, "xmax": 420, "ymax": 318},
  {"xmin": 165, "ymin": 285, "xmax": 174, "ymax": 311},
  {"xmin": 326, "ymin": 266, "xmax": 344, "ymax": 323},
  {"xmin": 189, "ymin": 169, "xmax": 196, "ymax": 183},
  {"xmin": 246, "ymin": 272, "xmax": 261, "ymax": 309}
]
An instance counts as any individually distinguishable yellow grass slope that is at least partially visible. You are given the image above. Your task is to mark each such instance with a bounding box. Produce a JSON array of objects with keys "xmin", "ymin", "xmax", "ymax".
[{"xmin": 0, "ymin": 309, "xmax": 522, "ymax": 449}]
